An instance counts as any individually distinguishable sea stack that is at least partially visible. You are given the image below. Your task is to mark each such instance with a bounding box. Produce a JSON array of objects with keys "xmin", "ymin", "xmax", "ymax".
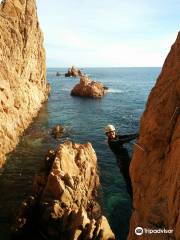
[
  {"xmin": 65, "ymin": 66, "xmax": 82, "ymax": 77},
  {"xmin": 71, "ymin": 75, "xmax": 108, "ymax": 98},
  {"xmin": 0, "ymin": 0, "xmax": 49, "ymax": 167},
  {"xmin": 13, "ymin": 141, "xmax": 115, "ymax": 240},
  {"xmin": 129, "ymin": 32, "xmax": 180, "ymax": 239}
]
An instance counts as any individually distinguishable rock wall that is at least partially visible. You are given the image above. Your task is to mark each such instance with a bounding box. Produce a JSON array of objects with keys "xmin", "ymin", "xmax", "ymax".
[
  {"xmin": 13, "ymin": 141, "xmax": 115, "ymax": 240},
  {"xmin": 0, "ymin": 0, "xmax": 49, "ymax": 167},
  {"xmin": 129, "ymin": 32, "xmax": 180, "ymax": 239}
]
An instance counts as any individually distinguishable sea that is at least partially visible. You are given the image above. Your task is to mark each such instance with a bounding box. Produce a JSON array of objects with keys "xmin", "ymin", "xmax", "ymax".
[{"xmin": 0, "ymin": 67, "xmax": 161, "ymax": 240}]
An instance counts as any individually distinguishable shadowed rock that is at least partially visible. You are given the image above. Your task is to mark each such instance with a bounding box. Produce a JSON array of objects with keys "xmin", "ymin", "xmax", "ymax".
[{"xmin": 51, "ymin": 125, "xmax": 64, "ymax": 139}]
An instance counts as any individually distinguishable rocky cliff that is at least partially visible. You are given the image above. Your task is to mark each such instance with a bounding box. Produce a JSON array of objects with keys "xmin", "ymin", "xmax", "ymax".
[
  {"xmin": 13, "ymin": 141, "xmax": 115, "ymax": 240},
  {"xmin": 129, "ymin": 32, "xmax": 180, "ymax": 239},
  {"xmin": 0, "ymin": 0, "xmax": 49, "ymax": 167}
]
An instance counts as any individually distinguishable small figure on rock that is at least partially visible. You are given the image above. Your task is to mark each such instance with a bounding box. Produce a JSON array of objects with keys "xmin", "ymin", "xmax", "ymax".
[{"xmin": 105, "ymin": 124, "xmax": 139, "ymax": 199}]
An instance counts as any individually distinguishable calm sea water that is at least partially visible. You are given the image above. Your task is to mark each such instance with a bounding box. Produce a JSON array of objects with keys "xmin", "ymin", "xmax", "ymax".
[{"xmin": 0, "ymin": 67, "xmax": 161, "ymax": 240}]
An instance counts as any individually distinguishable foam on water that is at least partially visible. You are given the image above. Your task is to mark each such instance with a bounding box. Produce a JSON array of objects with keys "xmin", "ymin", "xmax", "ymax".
[
  {"xmin": 61, "ymin": 88, "xmax": 71, "ymax": 92},
  {"xmin": 108, "ymin": 88, "xmax": 123, "ymax": 93}
]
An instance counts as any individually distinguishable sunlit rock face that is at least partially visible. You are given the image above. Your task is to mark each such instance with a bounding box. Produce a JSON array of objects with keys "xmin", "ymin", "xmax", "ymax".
[
  {"xmin": 129, "ymin": 32, "xmax": 180, "ymax": 240},
  {"xmin": 0, "ymin": 0, "xmax": 49, "ymax": 167},
  {"xmin": 13, "ymin": 141, "xmax": 115, "ymax": 240},
  {"xmin": 71, "ymin": 75, "xmax": 108, "ymax": 98}
]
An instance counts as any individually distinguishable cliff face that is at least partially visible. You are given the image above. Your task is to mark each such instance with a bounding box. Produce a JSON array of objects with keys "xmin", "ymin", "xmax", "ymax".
[
  {"xmin": 0, "ymin": 0, "xmax": 49, "ymax": 167},
  {"xmin": 13, "ymin": 141, "xmax": 115, "ymax": 240},
  {"xmin": 129, "ymin": 33, "xmax": 180, "ymax": 239}
]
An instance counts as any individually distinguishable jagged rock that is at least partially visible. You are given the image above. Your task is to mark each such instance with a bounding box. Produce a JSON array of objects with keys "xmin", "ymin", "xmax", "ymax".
[
  {"xmin": 71, "ymin": 76, "xmax": 108, "ymax": 98},
  {"xmin": 129, "ymin": 32, "xmax": 180, "ymax": 239},
  {"xmin": 0, "ymin": 153, "xmax": 5, "ymax": 167},
  {"xmin": 51, "ymin": 125, "xmax": 64, "ymax": 139},
  {"xmin": 46, "ymin": 83, "xmax": 51, "ymax": 96},
  {"xmin": 13, "ymin": 141, "xmax": 115, "ymax": 239},
  {"xmin": 0, "ymin": 0, "xmax": 48, "ymax": 167},
  {"xmin": 41, "ymin": 142, "xmax": 99, "ymax": 205},
  {"xmin": 56, "ymin": 72, "xmax": 61, "ymax": 76},
  {"xmin": 65, "ymin": 66, "xmax": 82, "ymax": 77},
  {"xmin": 44, "ymin": 149, "xmax": 56, "ymax": 173},
  {"xmin": 96, "ymin": 216, "xmax": 116, "ymax": 240},
  {"xmin": 11, "ymin": 196, "xmax": 37, "ymax": 234}
]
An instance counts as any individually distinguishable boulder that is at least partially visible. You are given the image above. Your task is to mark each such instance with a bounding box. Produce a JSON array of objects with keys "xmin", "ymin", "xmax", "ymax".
[
  {"xmin": 71, "ymin": 76, "xmax": 108, "ymax": 98},
  {"xmin": 129, "ymin": 32, "xmax": 180, "ymax": 240},
  {"xmin": 51, "ymin": 125, "xmax": 64, "ymax": 139}
]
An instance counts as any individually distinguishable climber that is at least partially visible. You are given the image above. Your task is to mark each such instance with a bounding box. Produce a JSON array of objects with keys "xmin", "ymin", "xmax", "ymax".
[{"xmin": 105, "ymin": 124, "xmax": 139, "ymax": 199}]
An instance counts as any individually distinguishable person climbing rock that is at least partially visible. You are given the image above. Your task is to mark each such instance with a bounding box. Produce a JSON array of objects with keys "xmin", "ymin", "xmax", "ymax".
[{"xmin": 105, "ymin": 124, "xmax": 139, "ymax": 199}]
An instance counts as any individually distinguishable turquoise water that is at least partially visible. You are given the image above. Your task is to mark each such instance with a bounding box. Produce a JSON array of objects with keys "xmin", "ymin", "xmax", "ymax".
[{"xmin": 0, "ymin": 67, "xmax": 161, "ymax": 240}]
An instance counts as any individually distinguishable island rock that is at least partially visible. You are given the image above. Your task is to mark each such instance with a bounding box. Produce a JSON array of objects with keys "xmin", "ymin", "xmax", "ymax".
[
  {"xmin": 71, "ymin": 76, "xmax": 108, "ymax": 98},
  {"xmin": 65, "ymin": 66, "xmax": 82, "ymax": 77}
]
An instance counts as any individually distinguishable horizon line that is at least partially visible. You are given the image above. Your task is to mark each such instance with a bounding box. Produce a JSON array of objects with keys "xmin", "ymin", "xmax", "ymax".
[{"xmin": 47, "ymin": 66, "xmax": 162, "ymax": 69}]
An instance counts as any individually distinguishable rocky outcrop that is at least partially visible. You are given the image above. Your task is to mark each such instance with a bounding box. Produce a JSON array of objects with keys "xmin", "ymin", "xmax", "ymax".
[
  {"xmin": 71, "ymin": 76, "xmax": 108, "ymax": 98},
  {"xmin": 0, "ymin": 0, "xmax": 49, "ymax": 167},
  {"xmin": 13, "ymin": 141, "xmax": 115, "ymax": 240},
  {"xmin": 51, "ymin": 124, "xmax": 64, "ymax": 139},
  {"xmin": 129, "ymin": 32, "xmax": 180, "ymax": 239},
  {"xmin": 56, "ymin": 71, "xmax": 61, "ymax": 76},
  {"xmin": 65, "ymin": 66, "xmax": 82, "ymax": 77}
]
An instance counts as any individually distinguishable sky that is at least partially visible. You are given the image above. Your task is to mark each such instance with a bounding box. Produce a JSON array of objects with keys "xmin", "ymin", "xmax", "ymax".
[{"xmin": 36, "ymin": 0, "xmax": 179, "ymax": 67}]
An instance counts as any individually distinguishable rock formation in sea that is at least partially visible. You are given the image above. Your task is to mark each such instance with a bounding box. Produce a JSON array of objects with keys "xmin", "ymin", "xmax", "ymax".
[
  {"xmin": 56, "ymin": 71, "xmax": 61, "ymax": 76},
  {"xmin": 129, "ymin": 32, "xmax": 180, "ymax": 239},
  {"xmin": 51, "ymin": 124, "xmax": 64, "ymax": 139},
  {"xmin": 65, "ymin": 66, "xmax": 82, "ymax": 77},
  {"xmin": 71, "ymin": 75, "xmax": 108, "ymax": 98},
  {"xmin": 0, "ymin": 0, "xmax": 49, "ymax": 167},
  {"xmin": 13, "ymin": 141, "xmax": 115, "ymax": 240}
]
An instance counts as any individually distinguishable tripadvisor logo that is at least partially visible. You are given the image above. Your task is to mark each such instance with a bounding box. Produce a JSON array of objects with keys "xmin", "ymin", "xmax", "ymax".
[
  {"xmin": 135, "ymin": 227, "xmax": 143, "ymax": 235},
  {"xmin": 135, "ymin": 226, "xmax": 174, "ymax": 236}
]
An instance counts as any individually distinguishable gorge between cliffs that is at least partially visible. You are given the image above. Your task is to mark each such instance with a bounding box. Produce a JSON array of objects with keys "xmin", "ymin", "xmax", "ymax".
[{"xmin": 0, "ymin": 0, "xmax": 179, "ymax": 240}]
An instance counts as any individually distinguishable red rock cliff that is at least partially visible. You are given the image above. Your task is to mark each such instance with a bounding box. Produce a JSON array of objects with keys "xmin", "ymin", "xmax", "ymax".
[
  {"xmin": 0, "ymin": 0, "xmax": 49, "ymax": 166},
  {"xmin": 129, "ymin": 32, "xmax": 180, "ymax": 239}
]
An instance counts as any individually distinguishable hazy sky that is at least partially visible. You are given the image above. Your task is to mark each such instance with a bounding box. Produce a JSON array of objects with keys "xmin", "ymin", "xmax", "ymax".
[{"xmin": 37, "ymin": 0, "xmax": 179, "ymax": 67}]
